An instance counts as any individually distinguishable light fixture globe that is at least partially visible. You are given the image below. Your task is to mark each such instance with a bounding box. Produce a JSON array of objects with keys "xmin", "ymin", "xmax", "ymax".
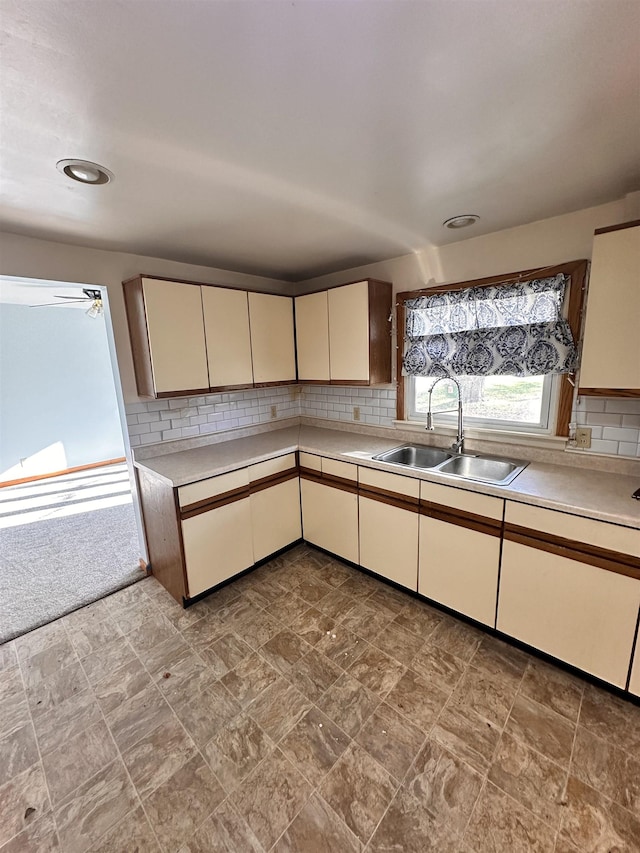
[
  {"xmin": 56, "ymin": 159, "xmax": 113, "ymax": 185},
  {"xmin": 443, "ymin": 214, "xmax": 480, "ymax": 229}
]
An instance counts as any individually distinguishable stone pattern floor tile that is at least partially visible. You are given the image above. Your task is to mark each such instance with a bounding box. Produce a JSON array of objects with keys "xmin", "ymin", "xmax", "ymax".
[{"xmin": 1, "ymin": 543, "xmax": 639, "ymax": 852}]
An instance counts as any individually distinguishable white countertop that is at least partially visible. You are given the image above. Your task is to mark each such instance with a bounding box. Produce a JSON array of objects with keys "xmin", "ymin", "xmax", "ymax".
[{"xmin": 135, "ymin": 424, "xmax": 640, "ymax": 529}]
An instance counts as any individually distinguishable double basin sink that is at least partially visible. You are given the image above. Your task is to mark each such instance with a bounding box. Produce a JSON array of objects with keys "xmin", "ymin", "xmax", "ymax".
[{"xmin": 372, "ymin": 444, "xmax": 528, "ymax": 486}]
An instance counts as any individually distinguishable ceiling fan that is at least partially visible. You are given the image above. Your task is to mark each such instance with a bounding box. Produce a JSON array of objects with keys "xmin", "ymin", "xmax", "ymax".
[{"xmin": 30, "ymin": 288, "xmax": 104, "ymax": 317}]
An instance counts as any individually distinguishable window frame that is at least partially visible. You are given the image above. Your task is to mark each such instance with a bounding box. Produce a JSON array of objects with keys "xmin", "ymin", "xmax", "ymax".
[{"xmin": 395, "ymin": 259, "xmax": 588, "ymax": 436}]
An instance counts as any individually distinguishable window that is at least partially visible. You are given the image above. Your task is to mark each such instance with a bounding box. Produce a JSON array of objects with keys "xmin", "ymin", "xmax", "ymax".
[
  {"xmin": 396, "ymin": 260, "xmax": 588, "ymax": 436},
  {"xmin": 408, "ymin": 374, "xmax": 556, "ymax": 433}
]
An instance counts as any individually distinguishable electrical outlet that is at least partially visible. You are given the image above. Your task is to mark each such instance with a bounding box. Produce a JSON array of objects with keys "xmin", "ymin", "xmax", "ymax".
[
  {"xmin": 270, "ymin": 405, "xmax": 277, "ymax": 419},
  {"xmin": 353, "ymin": 406, "xmax": 360, "ymax": 421},
  {"xmin": 575, "ymin": 427, "xmax": 592, "ymax": 448}
]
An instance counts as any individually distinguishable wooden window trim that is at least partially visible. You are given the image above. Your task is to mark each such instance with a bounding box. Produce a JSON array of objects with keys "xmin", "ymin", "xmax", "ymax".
[{"xmin": 395, "ymin": 259, "xmax": 588, "ymax": 437}]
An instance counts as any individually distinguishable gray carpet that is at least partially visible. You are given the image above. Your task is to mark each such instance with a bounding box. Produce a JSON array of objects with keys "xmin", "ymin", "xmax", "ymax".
[{"xmin": 0, "ymin": 465, "xmax": 144, "ymax": 643}]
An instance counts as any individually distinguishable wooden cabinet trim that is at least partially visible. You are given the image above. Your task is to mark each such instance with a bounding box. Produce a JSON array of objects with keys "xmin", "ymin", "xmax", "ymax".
[
  {"xmin": 594, "ymin": 219, "xmax": 640, "ymax": 236},
  {"xmin": 249, "ymin": 468, "xmax": 299, "ymax": 495},
  {"xmin": 123, "ymin": 277, "xmax": 155, "ymax": 398},
  {"xmin": 136, "ymin": 469, "xmax": 188, "ymax": 603},
  {"xmin": 420, "ymin": 500, "xmax": 503, "ymax": 537},
  {"xmin": 367, "ymin": 279, "xmax": 393, "ymax": 386},
  {"xmin": 359, "ymin": 485, "xmax": 419, "ymax": 512},
  {"xmin": 504, "ymin": 522, "xmax": 640, "ymax": 579},
  {"xmin": 577, "ymin": 388, "xmax": 640, "ymax": 398},
  {"xmin": 359, "ymin": 486, "xmax": 420, "ymax": 513},
  {"xmin": 156, "ymin": 387, "xmax": 211, "ymax": 399},
  {"xmin": 299, "ymin": 467, "xmax": 359, "ymax": 495},
  {"xmin": 209, "ymin": 382, "xmax": 254, "ymax": 393},
  {"xmin": 180, "ymin": 484, "xmax": 251, "ymax": 518}
]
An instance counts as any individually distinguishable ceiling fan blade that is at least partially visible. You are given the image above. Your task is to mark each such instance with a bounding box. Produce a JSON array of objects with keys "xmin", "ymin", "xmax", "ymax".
[
  {"xmin": 52, "ymin": 294, "xmax": 90, "ymax": 301},
  {"xmin": 29, "ymin": 300, "xmax": 89, "ymax": 307}
]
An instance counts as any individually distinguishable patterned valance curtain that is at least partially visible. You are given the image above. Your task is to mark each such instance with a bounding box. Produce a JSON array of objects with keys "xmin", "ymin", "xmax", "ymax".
[{"xmin": 402, "ymin": 273, "xmax": 577, "ymax": 378}]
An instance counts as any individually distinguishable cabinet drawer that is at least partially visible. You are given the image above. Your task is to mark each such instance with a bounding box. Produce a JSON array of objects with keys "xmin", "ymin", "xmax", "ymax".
[
  {"xmin": 358, "ymin": 466, "xmax": 419, "ymax": 501},
  {"xmin": 322, "ymin": 457, "xmax": 357, "ymax": 481},
  {"xmin": 505, "ymin": 502, "xmax": 640, "ymax": 558},
  {"xmin": 299, "ymin": 452, "xmax": 322, "ymax": 472},
  {"xmin": 248, "ymin": 453, "xmax": 297, "ymax": 483},
  {"xmin": 178, "ymin": 468, "xmax": 249, "ymax": 509},
  {"xmin": 420, "ymin": 481, "xmax": 504, "ymax": 521}
]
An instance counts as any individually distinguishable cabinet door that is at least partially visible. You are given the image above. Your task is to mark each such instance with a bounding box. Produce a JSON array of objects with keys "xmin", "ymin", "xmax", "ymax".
[
  {"xmin": 300, "ymin": 478, "xmax": 358, "ymax": 563},
  {"xmin": 359, "ymin": 497, "xmax": 418, "ymax": 591},
  {"xmin": 251, "ymin": 478, "xmax": 302, "ymax": 562},
  {"xmin": 182, "ymin": 498, "xmax": 254, "ymax": 598},
  {"xmin": 498, "ymin": 541, "xmax": 640, "ymax": 688},
  {"xmin": 418, "ymin": 517, "xmax": 500, "ymax": 626},
  {"xmin": 328, "ymin": 282, "xmax": 370, "ymax": 382},
  {"xmin": 294, "ymin": 291, "xmax": 330, "ymax": 381},
  {"xmin": 201, "ymin": 287, "xmax": 253, "ymax": 388},
  {"xmin": 248, "ymin": 293, "xmax": 296, "ymax": 383},
  {"xmin": 142, "ymin": 279, "xmax": 209, "ymax": 394},
  {"xmin": 629, "ymin": 631, "xmax": 640, "ymax": 697},
  {"xmin": 579, "ymin": 224, "xmax": 640, "ymax": 390}
]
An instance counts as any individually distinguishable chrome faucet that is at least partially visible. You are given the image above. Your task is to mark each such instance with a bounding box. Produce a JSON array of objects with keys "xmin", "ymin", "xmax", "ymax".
[{"xmin": 425, "ymin": 377, "xmax": 465, "ymax": 454}]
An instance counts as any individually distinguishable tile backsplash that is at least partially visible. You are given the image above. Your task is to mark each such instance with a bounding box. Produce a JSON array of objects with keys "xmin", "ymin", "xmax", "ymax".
[
  {"xmin": 126, "ymin": 384, "xmax": 640, "ymax": 460},
  {"xmin": 125, "ymin": 386, "xmax": 301, "ymax": 447},
  {"xmin": 300, "ymin": 386, "xmax": 396, "ymax": 427},
  {"xmin": 572, "ymin": 395, "xmax": 640, "ymax": 458}
]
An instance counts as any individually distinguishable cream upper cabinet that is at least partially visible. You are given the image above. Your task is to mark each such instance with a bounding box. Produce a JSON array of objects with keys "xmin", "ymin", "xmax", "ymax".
[
  {"xmin": 248, "ymin": 292, "xmax": 296, "ymax": 384},
  {"xmin": 294, "ymin": 291, "xmax": 330, "ymax": 381},
  {"xmin": 125, "ymin": 277, "xmax": 210, "ymax": 396},
  {"xmin": 579, "ymin": 222, "xmax": 640, "ymax": 393},
  {"xmin": 328, "ymin": 282, "xmax": 371, "ymax": 382},
  {"xmin": 202, "ymin": 286, "xmax": 254, "ymax": 389},
  {"xmin": 302, "ymin": 279, "xmax": 392, "ymax": 385}
]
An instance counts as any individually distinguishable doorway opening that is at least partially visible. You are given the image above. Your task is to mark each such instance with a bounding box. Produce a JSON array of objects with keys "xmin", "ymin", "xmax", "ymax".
[{"xmin": 0, "ymin": 277, "xmax": 146, "ymax": 642}]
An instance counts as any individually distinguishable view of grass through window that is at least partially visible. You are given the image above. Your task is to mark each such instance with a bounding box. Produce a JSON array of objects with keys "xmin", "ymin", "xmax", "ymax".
[{"xmin": 414, "ymin": 375, "xmax": 546, "ymax": 424}]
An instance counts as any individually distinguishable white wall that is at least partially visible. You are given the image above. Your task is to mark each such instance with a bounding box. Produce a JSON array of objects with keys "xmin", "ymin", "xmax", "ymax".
[
  {"xmin": 0, "ymin": 232, "xmax": 292, "ymax": 404},
  {"xmin": 0, "ymin": 302, "xmax": 125, "ymax": 477},
  {"xmin": 296, "ymin": 199, "xmax": 627, "ymax": 295}
]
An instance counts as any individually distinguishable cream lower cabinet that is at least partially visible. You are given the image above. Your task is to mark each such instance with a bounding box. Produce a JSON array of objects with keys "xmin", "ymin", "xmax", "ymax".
[
  {"xmin": 249, "ymin": 454, "xmax": 301, "ymax": 562},
  {"xmin": 182, "ymin": 498, "xmax": 254, "ymax": 598},
  {"xmin": 300, "ymin": 456, "xmax": 358, "ymax": 563},
  {"xmin": 498, "ymin": 502, "xmax": 640, "ymax": 688},
  {"xmin": 629, "ymin": 631, "xmax": 640, "ymax": 697},
  {"xmin": 358, "ymin": 467, "xmax": 419, "ymax": 591},
  {"xmin": 418, "ymin": 482, "xmax": 503, "ymax": 627}
]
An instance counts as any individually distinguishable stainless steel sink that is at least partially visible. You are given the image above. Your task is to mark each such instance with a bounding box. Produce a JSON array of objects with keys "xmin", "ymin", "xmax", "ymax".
[
  {"xmin": 437, "ymin": 454, "xmax": 527, "ymax": 486},
  {"xmin": 372, "ymin": 443, "xmax": 528, "ymax": 485},
  {"xmin": 372, "ymin": 444, "xmax": 453, "ymax": 469}
]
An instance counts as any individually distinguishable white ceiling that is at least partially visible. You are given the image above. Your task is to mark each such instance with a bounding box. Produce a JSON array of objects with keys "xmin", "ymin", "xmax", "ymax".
[{"xmin": 1, "ymin": 0, "xmax": 638, "ymax": 281}]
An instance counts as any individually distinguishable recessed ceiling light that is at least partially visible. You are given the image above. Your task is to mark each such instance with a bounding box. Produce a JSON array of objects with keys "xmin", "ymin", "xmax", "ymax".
[
  {"xmin": 443, "ymin": 214, "xmax": 480, "ymax": 229},
  {"xmin": 56, "ymin": 159, "xmax": 113, "ymax": 185}
]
